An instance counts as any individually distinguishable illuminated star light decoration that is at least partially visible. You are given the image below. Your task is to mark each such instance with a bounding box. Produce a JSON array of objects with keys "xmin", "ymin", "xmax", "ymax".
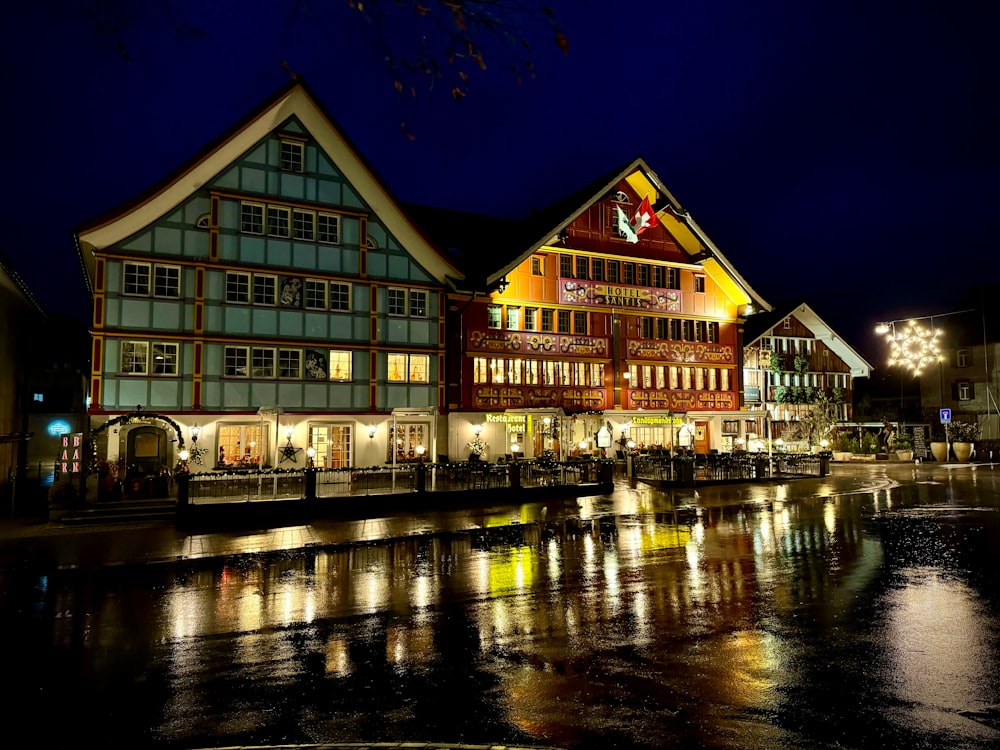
[{"xmin": 884, "ymin": 319, "xmax": 943, "ymax": 376}]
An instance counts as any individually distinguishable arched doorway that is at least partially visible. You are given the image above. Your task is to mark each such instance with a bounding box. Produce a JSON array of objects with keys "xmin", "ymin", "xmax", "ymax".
[{"xmin": 124, "ymin": 425, "xmax": 170, "ymax": 498}]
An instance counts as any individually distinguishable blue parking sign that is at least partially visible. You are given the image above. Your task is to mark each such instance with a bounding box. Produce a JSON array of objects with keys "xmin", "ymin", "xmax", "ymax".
[{"xmin": 940, "ymin": 408, "xmax": 952, "ymax": 424}]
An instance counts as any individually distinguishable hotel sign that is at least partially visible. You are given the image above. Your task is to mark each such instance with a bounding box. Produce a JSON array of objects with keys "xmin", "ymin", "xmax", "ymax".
[
  {"xmin": 468, "ymin": 330, "xmax": 608, "ymax": 357},
  {"xmin": 560, "ymin": 279, "xmax": 681, "ymax": 313},
  {"xmin": 627, "ymin": 340, "xmax": 734, "ymax": 365}
]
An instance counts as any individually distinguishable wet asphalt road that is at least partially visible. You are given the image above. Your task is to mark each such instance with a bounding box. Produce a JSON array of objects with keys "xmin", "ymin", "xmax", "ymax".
[{"xmin": 0, "ymin": 462, "xmax": 998, "ymax": 749}]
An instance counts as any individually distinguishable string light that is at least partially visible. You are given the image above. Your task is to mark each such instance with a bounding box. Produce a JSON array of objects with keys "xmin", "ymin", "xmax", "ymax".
[{"xmin": 883, "ymin": 319, "xmax": 942, "ymax": 376}]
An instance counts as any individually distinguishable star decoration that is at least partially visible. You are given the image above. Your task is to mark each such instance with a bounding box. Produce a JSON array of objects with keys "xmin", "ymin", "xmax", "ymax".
[
  {"xmin": 189, "ymin": 446, "xmax": 208, "ymax": 465},
  {"xmin": 279, "ymin": 443, "xmax": 302, "ymax": 463}
]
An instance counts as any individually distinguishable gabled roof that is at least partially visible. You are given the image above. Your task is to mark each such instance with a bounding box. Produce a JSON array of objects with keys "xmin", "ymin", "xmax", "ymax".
[
  {"xmin": 743, "ymin": 301, "xmax": 873, "ymax": 378},
  {"xmin": 492, "ymin": 157, "xmax": 771, "ymax": 312},
  {"xmin": 74, "ymin": 79, "xmax": 462, "ymax": 287},
  {"xmin": 0, "ymin": 249, "xmax": 45, "ymax": 318}
]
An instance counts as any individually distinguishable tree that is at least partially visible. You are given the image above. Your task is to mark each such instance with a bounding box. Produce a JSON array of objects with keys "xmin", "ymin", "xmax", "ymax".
[{"xmin": 801, "ymin": 394, "xmax": 839, "ymax": 448}]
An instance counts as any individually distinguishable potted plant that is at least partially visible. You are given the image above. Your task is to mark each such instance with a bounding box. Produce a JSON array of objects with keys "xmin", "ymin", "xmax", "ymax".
[
  {"xmin": 894, "ymin": 432, "xmax": 914, "ymax": 462},
  {"xmin": 930, "ymin": 427, "xmax": 949, "ymax": 462},
  {"xmin": 948, "ymin": 420, "xmax": 980, "ymax": 463}
]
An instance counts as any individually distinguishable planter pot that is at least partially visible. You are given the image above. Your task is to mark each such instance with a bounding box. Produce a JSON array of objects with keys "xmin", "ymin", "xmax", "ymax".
[
  {"xmin": 895, "ymin": 450, "xmax": 914, "ymax": 462},
  {"xmin": 832, "ymin": 451, "xmax": 852, "ymax": 462},
  {"xmin": 953, "ymin": 441, "xmax": 974, "ymax": 463},
  {"xmin": 930, "ymin": 441, "xmax": 949, "ymax": 462}
]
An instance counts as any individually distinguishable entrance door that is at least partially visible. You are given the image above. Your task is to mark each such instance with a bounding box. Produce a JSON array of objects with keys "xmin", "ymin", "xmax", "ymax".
[
  {"xmin": 694, "ymin": 421, "xmax": 711, "ymax": 455},
  {"xmin": 126, "ymin": 426, "xmax": 168, "ymax": 498}
]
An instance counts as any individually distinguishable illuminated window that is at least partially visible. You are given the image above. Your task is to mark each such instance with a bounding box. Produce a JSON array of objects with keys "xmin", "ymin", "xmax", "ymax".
[
  {"xmin": 524, "ymin": 307, "xmax": 537, "ymax": 331},
  {"xmin": 958, "ymin": 381, "xmax": 973, "ymax": 400},
  {"xmin": 508, "ymin": 359, "xmax": 523, "ymax": 384},
  {"xmin": 525, "ymin": 359, "xmax": 539, "ymax": 385},
  {"xmin": 280, "ymin": 140, "xmax": 304, "ymax": 172},
  {"xmin": 487, "ymin": 305, "xmax": 503, "ymax": 329},
  {"xmin": 387, "ymin": 353, "xmax": 430, "ymax": 383},
  {"xmin": 218, "ymin": 423, "xmax": 266, "ymax": 467},
  {"xmin": 328, "ymin": 350, "xmax": 352, "ymax": 381},
  {"xmin": 682, "ymin": 367, "xmax": 693, "ymax": 390},
  {"xmin": 669, "ymin": 366, "xmax": 679, "ymax": 389},
  {"xmin": 591, "ymin": 363, "xmax": 605, "ymax": 387},
  {"xmin": 542, "ymin": 360, "xmax": 556, "ymax": 385},
  {"xmin": 506, "ymin": 307, "xmax": 520, "ymax": 330},
  {"xmin": 555, "ymin": 361, "xmax": 571, "ymax": 386},
  {"xmin": 721, "ymin": 369, "xmax": 730, "ymax": 390},
  {"xmin": 473, "ymin": 357, "xmax": 489, "ymax": 384},
  {"xmin": 308, "ymin": 423, "xmax": 353, "ymax": 469},
  {"xmin": 695, "ymin": 368, "xmax": 705, "ymax": 390},
  {"xmin": 708, "ymin": 368, "xmax": 717, "ymax": 390},
  {"xmin": 655, "ymin": 366, "xmax": 666, "ymax": 389},
  {"xmin": 388, "ymin": 423, "xmax": 428, "ymax": 463}
]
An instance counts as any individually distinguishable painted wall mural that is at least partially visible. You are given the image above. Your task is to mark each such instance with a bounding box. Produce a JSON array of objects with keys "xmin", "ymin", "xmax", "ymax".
[
  {"xmin": 627, "ymin": 340, "xmax": 735, "ymax": 365},
  {"xmin": 629, "ymin": 389, "xmax": 736, "ymax": 411},
  {"xmin": 560, "ymin": 279, "xmax": 681, "ymax": 312},
  {"xmin": 473, "ymin": 386, "xmax": 607, "ymax": 411},
  {"xmin": 468, "ymin": 330, "xmax": 609, "ymax": 357}
]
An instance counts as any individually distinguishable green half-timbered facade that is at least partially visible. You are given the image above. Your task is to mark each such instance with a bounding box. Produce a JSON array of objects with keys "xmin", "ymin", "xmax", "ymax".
[{"xmin": 76, "ymin": 82, "xmax": 458, "ymax": 482}]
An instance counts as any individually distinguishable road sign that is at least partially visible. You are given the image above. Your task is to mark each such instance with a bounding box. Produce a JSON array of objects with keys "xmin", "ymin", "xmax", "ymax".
[{"xmin": 940, "ymin": 408, "xmax": 952, "ymax": 424}]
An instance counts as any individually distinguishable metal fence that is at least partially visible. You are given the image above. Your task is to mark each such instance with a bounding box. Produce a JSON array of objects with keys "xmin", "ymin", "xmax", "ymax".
[
  {"xmin": 183, "ymin": 459, "xmax": 614, "ymax": 505},
  {"xmin": 633, "ymin": 452, "xmax": 829, "ymax": 485}
]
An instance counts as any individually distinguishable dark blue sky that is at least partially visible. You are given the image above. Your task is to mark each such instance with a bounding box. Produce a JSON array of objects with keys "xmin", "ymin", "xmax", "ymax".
[{"xmin": 4, "ymin": 1, "xmax": 998, "ymax": 361}]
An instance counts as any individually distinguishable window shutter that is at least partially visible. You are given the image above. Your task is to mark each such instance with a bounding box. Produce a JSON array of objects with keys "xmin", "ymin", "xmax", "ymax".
[{"xmin": 969, "ymin": 382, "xmax": 976, "ymax": 399}]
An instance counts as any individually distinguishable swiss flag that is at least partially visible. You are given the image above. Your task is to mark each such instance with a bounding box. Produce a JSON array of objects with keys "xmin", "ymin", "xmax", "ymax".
[{"xmin": 633, "ymin": 195, "xmax": 659, "ymax": 235}]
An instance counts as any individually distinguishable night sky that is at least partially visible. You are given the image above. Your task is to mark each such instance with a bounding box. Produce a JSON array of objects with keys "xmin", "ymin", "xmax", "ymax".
[{"xmin": 4, "ymin": 1, "xmax": 998, "ymax": 363}]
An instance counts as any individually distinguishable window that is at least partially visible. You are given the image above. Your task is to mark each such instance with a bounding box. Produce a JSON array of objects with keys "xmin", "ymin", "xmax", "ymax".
[
  {"xmin": 957, "ymin": 381, "xmax": 973, "ymax": 401},
  {"xmin": 637, "ymin": 264, "xmax": 650, "ymax": 287},
  {"xmin": 279, "ymin": 349, "xmax": 301, "ymax": 379},
  {"xmin": 253, "ymin": 275, "xmax": 277, "ymax": 305},
  {"xmin": 541, "ymin": 308, "xmax": 554, "ymax": 332},
  {"xmin": 524, "ymin": 307, "xmax": 537, "ymax": 331},
  {"xmin": 224, "ymin": 346, "xmax": 249, "ymax": 377},
  {"xmin": 328, "ymin": 350, "xmax": 352, "ymax": 381},
  {"xmin": 153, "ymin": 265, "xmax": 181, "ymax": 298},
  {"xmin": 575, "ymin": 256, "xmax": 589, "ymax": 280},
  {"xmin": 694, "ymin": 321, "xmax": 706, "ymax": 342},
  {"xmin": 531, "ymin": 257, "xmax": 544, "ymax": 276},
  {"xmin": 388, "ymin": 288, "xmax": 407, "ymax": 316},
  {"xmin": 121, "ymin": 341, "xmax": 148, "ymax": 374},
  {"xmin": 708, "ymin": 321, "xmax": 720, "ymax": 342},
  {"xmin": 722, "ymin": 420, "xmax": 739, "ymax": 435},
  {"xmin": 573, "ymin": 311, "xmax": 587, "ymax": 335},
  {"xmin": 652, "ymin": 266, "xmax": 665, "ymax": 288},
  {"xmin": 590, "ymin": 362, "xmax": 605, "ymax": 387},
  {"xmin": 123, "ymin": 262, "xmax": 151, "ymax": 295},
  {"xmin": 388, "ymin": 353, "xmax": 430, "ymax": 383},
  {"xmin": 266, "ymin": 205, "xmax": 290, "ymax": 237},
  {"xmin": 607, "ymin": 260, "xmax": 620, "ymax": 284},
  {"xmin": 241, "ymin": 202, "xmax": 264, "ymax": 234},
  {"xmin": 506, "ymin": 307, "xmax": 520, "ymax": 330},
  {"xmin": 656, "ymin": 318, "xmax": 668, "ymax": 339},
  {"xmin": 957, "ymin": 349, "xmax": 969, "ymax": 368},
  {"xmin": 560, "ymin": 254, "xmax": 574, "ymax": 278},
  {"xmin": 33, "ymin": 393, "xmax": 43, "ymax": 402},
  {"xmin": 304, "ymin": 279, "xmax": 327, "ymax": 309},
  {"xmin": 669, "ymin": 318, "xmax": 681, "ymax": 340},
  {"xmin": 623, "ymin": 262, "xmax": 635, "ymax": 285},
  {"xmin": 694, "ymin": 275, "xmax": 706, "ymax": 293},
  {"xmin": 151, "ymin": 343, "xmax": 178, "ymax": 375},
  {"xmin": 317, "ymin": 213, "xmax": 340, "ymax": 244},
  {"xmin": 292, "ymin": 210, "xmax": 314, "ymax": 241},
  {"xmin": 409, "ymin": 290, "xmax": 427, "ymax": 317},
  {"xmin": 783, "ymin": 318, "xmax": 791, "ymax": 329},
  {"xmin": 280, "ymin": 140, "xmax": 304, "ymax": 172},
  {"xmin": 589, "ymin": 258, "xmax": 604, "ymax": 282},
  {"xmin": 640, "ymin": 317, "xmax": 653, "ymax": 339},
  {"xmin": 473, "ymin": 357, "xmax": 488, "ymax": 384},
  {"xmin": 388, "ymin": 423, "xmax": 428, "ymax": 463},
  {"xmin": 557, "ymin": 310, "xmax": 571, "ymax": 333},
  {"xmin": 330, "ymin": 282, "xmax": 351, "ymax": 311},
  {"xmin": 226, "ymin": 272, "xmax": 250, "ymax": 303},
  {"xmin": 525, "ymin": 360, "xmax": 539, "ymax": 385},
  {"xmin": 252, "ymin": 348, "xmax": 275, "ymax": 378},
  {"xmin": 667, "ymin": 267, "xmax": 680, "ymax": 289},
  {"xmin": 682, "ymin": 320, "xmax": 693, "ymax": 341},
  {"xmin": 218, "ymin": 423, "xmax": 266, "ymax": 468},
  {"xmin": 308, "ymin": 424, "xmax": 353, "ymax": 470},
  {"xmin": 487, "ymin": 305, "xmax": 502, "ymax": 329}
]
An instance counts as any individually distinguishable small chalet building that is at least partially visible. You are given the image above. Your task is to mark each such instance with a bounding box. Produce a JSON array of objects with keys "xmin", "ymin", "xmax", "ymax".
[
  {"xmin": 421, "ymin": 159, "xmax": 771, "ymax": 458},
  {"xmin": 742, "ymin": 302, "xmax": 872, "ymax": 448},
  {"xmin": 75, "ymin": 81, "xmax": 461, "ymax": 492}
]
